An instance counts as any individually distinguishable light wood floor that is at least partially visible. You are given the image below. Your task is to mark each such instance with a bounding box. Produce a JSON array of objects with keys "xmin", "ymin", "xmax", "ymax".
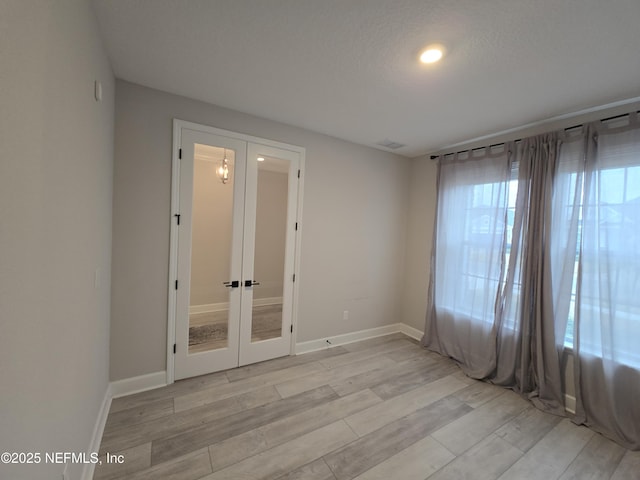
[{"xmin": 94, "ymin": 333, "xmax": 639, "ymax": 480}]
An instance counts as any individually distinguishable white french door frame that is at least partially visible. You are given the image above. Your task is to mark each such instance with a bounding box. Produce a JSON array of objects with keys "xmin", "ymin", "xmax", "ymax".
[
  {"xmin": 174, "ymin": 130, "xmax": 247, "ymax": 379},
  {"xmin": 239, "ymin": 143, "xmax": 300, "ymax": 365},
  {"xmin": 167, "ymin": 119, "xmax": 305, "ymax": 384}
]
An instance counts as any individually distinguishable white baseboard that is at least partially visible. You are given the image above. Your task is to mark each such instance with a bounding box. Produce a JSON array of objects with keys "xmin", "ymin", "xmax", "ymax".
[
  {"xmin": 190, "ymin": 297, "xmax": 283, "ymax": 315},
  {"xmin": 109, "ymin": 371, "xmax": 167, "ymax": 399},
  {"xmin": 254, "ymin": 297, "xmax": 283, "ymax": 307},
  {"xmin": 105, "ymin": 324, "xmax": 418, "ymax": 398},
  {"xmin": 189, "ymin": 302, "xmax": 229, "ymax": 315},
  {"xmin": 80, "ymin": 384, "xmax": 112, "ymax": 480},
  {"xmin": 295, "ymin": 323, "xmax": 419, "ymax": 355},
  {"xmin": 78, "ymin": 373, "xmax": 165, "ymax": 479},
  {"xmin": 398, "ymin": 323, "xmax": 424, "ymax": 341},
  {"xmin": 564, "ymin": 394, "xmax": 576, "ymax": 414}
]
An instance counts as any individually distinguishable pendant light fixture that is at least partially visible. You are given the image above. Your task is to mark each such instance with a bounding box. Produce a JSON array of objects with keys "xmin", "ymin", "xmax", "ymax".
[{"xmin": 216, "ymin": 149, "xmax": 230, "ymax": 184}]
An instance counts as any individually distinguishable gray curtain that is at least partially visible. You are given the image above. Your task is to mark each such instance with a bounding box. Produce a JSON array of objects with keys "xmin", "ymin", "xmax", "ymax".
[
  {"xmin": 572, "ymin": 116, "xmax": 640, "ymax": 449},
  {"xmin": 423, "ymin": 114, "xmax": 640, "ymax": 449},
  {"xmin": 422, "ymin": 136, "xmax": 571, "ymax": 415},
  {"xmin": 494, "ymin": 134, "xmax": 571, "ymax": 415},
  {"xmin": 423, "ymin": 147, "xmax": 513, "ymax": 379}
]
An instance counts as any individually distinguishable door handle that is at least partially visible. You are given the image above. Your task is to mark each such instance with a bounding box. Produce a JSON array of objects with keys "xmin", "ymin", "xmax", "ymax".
[
  {"xmin": 244, "ymin": 280, "xmax": 260, "ymax": 287},
  {"xmin": 224, "ymin": 280, "xmax": 240, "ymax": 288}
]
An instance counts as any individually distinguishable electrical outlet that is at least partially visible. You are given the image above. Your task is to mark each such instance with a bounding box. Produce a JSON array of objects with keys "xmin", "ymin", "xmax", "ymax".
[{"xmin": 342, "ymin": 310, "xmax": 349, "ymax": 320}]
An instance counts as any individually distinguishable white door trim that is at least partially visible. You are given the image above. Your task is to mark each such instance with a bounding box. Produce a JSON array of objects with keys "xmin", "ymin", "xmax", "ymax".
[
  {"xmin": 174, "ymin": 130, "xmax": 247, "ymax": 380},
  {"xmin": 238, "ymin": 142, "xmax": 300, "ymax": 366},
  {"xmin": 167, "ymin": 119, "xmax": 305, "ymax": 385}
]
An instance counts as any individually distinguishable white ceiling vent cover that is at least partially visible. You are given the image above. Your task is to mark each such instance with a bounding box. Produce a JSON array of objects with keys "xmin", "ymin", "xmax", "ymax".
[{"xmin": 376, "ymin": 139, "xmax": 406, "ymax": 150}]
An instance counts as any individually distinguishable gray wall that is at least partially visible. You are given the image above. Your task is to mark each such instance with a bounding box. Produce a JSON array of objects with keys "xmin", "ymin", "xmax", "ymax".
[
  {"xmin": 0, "ymin": 1, "xmax": 114, "ymax": 479},
  {"xmin": 400, "ymin": 156, "xmax": 438, "ymax": 331},
  {"xmin": 111, "ymin": 80, "xmax": 410, "ymax": 381}
]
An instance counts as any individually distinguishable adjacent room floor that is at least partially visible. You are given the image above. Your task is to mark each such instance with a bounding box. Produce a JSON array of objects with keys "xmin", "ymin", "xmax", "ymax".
[
  {"xmin": 95, "ymin": 333, "xmax": 639, "ymax": 480},
  {"xmin": 188, "ymin": 304, "xmax": 284, "ymax": 353}
]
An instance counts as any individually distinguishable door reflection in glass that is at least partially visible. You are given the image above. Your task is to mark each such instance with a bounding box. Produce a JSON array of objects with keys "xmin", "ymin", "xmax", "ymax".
[
  {"xmin": 251, "ymin": 156, "xmax": 289, "ymax": 342},
  {"xmin": 188, "ymin": 144, "xmax": 235, "ymax": 353}
]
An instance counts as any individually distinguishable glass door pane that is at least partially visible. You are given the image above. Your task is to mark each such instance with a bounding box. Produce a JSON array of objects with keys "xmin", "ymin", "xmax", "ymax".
[
  {"xmin": 188, "ymin": 144, "xmax": 236, "ymax": 354},
  {"xmin": 251, "ymin": 156, "xmax": 290, "ymax": 342},
  {"xmin": 175, "ymin": 127, "xmax": 246, "ymax": 380}
]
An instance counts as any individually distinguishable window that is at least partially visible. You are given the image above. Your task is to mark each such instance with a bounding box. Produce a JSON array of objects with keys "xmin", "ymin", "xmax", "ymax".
[
  {"xmin": 434, "ymin": 130, "xmax": 640, "ymax": 368},
  {"xmin": 456, "ymin": 179, "xmax": 511, "ymax": 319},
  {"xmin": 428, "ymin": 119, "xmax": 640, "ymax": 448},
  {"xmin": 434, "ymin": 152, "xmax": 519, "ymax": 329},
  {"xmin": 564, "ymin": 163, "xmax": 640, "ymax": 367}
]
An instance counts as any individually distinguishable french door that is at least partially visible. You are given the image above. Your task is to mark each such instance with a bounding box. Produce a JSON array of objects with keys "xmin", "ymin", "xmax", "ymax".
[{"xmin": 172, "ymin": 123, "xmax": 301, "ymax": 380}]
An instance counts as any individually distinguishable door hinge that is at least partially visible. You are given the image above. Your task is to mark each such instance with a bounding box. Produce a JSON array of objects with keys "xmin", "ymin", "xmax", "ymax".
[
  {"xmin": 174, "ymin": 214, "xmax": 181, "ymax": 225},
  {"xmin": 179, "ymin": 148, "xmax": 182, "ymax": 159},
  {"xmin": 175, "ymin": 280, "xmax": 178, "ymax": 290},
  {"xmin": 173, "ymin": 343, "xmax": 176, "ymax": 354},
  {"xmin": 297, "ymin": 169, "xmax": 300, "ymax": 178},
  {"xmin": 295, "ymin": 222, "xmax": 298, "ymax": 231},
  {"xmin": 290, "ymin": 325, "xmax": 293, "ymax": 333},
  {"xmin": 292, "ymin": 273, "xmax": 296, "ymax": 282}
]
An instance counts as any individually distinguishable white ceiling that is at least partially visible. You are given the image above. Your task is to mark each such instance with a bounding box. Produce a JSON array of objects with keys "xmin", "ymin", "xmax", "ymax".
[{"xmin": 92, "ymin": 0, "xmax": 640, "ymax": 158}]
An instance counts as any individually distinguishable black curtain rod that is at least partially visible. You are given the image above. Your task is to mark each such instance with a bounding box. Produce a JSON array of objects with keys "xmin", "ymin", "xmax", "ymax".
[{"xmin": 429, "ymin": 111, "xmax": 637, "ymax": 160}]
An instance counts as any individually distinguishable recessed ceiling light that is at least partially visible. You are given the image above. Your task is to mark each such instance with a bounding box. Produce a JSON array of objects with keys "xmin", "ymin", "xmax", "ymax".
[
  {"xmin": 420, "ymin": 44, "xmax": 445, "ymax": 64},
  {"xmin": 257, "ymin": 157, "xmax": 265, "ymax": 162}
]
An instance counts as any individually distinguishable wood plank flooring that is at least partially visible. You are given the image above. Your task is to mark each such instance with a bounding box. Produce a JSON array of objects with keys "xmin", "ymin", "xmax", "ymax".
[{"xmin": 94, "ymin": 333, "xmax": 638, "ymax": 480}]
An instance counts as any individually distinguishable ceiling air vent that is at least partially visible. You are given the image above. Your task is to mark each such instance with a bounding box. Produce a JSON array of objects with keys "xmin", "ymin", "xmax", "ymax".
[{"xmin": 376, "ymin": 139, "xmax": 405, "ymax": 150}]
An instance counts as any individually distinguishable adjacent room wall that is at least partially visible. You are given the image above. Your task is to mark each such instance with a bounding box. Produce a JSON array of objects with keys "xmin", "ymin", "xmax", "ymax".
[
  {"xmin": 189, "ymin": 160, "xmax": 288, "ymax": 307},
  {"xmin": 254, "ymin": 169, "xmax": 289, "ymax": 301},
  {"xmin": 190, "ymin": 155, "xmax": 235, "ymax": 307},
  {"xmin": 111, "ymin": 80, "xmax": 410, "ymax": 381},
  {"xmin": 0, "ymin": 1, "xmax": 114, "ymax": 479}
]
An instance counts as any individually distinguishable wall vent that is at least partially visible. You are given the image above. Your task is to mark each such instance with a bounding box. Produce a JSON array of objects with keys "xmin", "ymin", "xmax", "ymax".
[{"xmin": 376, "ymin": 139, "xmax": 405, "ymax": 150}]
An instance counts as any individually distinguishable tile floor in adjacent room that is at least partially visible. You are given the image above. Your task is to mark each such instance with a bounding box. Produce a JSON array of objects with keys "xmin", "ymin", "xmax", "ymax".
[{"xmin": 94, "ymin": 333, "xmax": 639, "ymax": 480}]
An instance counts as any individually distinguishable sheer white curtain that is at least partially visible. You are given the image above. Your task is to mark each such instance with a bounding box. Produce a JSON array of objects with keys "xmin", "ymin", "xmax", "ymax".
[
  {"xmin": 423, "ymin": 147, "xmax": 513, "ymax": 378},
  {"xmin": 424, "ymin": 112, "xmax": 640, "ymax": 449},
  {"xmin": 424, "ymin": 138, "xmax": 572, "ymax": 414},
  {"xmin": 548, "ymin": 136, "xmax": 584, "ymax": 349},
  {"xmin": 571, "ymin": 116, "xmax": 640, "ymax": 449}
]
